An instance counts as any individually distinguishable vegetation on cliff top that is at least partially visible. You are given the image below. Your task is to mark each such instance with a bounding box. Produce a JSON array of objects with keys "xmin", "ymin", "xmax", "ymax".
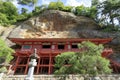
[{"xmin": 0, "ymin": 0, "xmax": 120, "ymax": 32}]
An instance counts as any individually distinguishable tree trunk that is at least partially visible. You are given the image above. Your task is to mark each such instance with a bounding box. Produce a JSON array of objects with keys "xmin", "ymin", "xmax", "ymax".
[{"xmin": 110, "ymin": 12, "xmax": 115, "ymax": 27}]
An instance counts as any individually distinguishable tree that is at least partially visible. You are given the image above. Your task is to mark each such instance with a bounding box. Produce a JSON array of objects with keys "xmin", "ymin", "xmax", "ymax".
[
  {"xmin": 18, "ymin": 0, "xmax": 38, "ymax": 6},
  {"xmin": 48, "ymin": 0, "xmax": 64, "ymax": 10},
  {"xmin": 54, "ymin": 41, "xmax": 111, "ymax": 78},
  {"xmin": 21, "ymin": 8, "xmax": 28, "ymax": 14},
  {"xmin": 32, "ymin": 5, "xmax": 48, "ymax": 15},
  {"xmin": 61, "ymin": 6, "xmax": 73, "ymax": 12},
  {"xmin": 75, "ymin": 5, "xmax": 95, "ymax": 18},
  {"xmin": 0, "ymin": 1, "xmax": 18, "ymax": 16},
  {"xmin": 91, "ymin": 0, "xmax": 100, "ymax": 7},
  {"xmin": 98, "ymin": 0, "xmax": 120, "ymax": 28},
  {"xmin": 0, "ymin": 1, "xmax": 18, "ymax": 25},
  {"xmin": 0, "ymin": 38, "xmax": 14, "ymax": 72},
  {"xmin": 0, "ymin": 13, "xmax": 9, "ymax": 26},
  {"xmin": 91, "ymin": 0, "xmax": 100, "ymax": 21},
  {"xmin": 89, "ymin": 6, "xmax": 98, "ymax": 20},
  {"xmin": 75, "ymin": 5, "xmax": 85, "ymax": 16},
  {"xmin": 17, "ymin": 0, "xmax": 38, "ymax": 11}
]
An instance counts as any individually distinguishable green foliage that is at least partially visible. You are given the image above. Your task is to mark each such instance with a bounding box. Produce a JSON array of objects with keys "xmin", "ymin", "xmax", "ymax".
[
  {"xmin": 0, "ymin": 67, "xmax": 7, "ymax": 73},
  {"xmin": 17, "ymin": 13, "xmax": 33, "ymax": 21},
  {"xmin": 0, "ymin": 2, "xmax": 18, "ymax": 16},
  {"xmin": 89, "ymin": 6, "xmax": 98, "ymax": 20},
  {"xmin": 32, "ymin": 6, "xmax": 42, "ymax": 15},
  {"xmin": 91, "ymin": 0, "xmax": 100, "ymax": 7},
  {"xmin": 18, "ymin": 0, "xmax": 38, "ymax": 6},
  {"xmin": 21, "ymin": 8, "xmax": 28, "ymax": 14},
  {"xmin": 61, "ymin": 6, "xmax": 73, "ymax": 12},
  {"xmin": 75, "ymin": 5, "xmax": 85, "ymax": 16},
  {"xmin": 101, "ymin": 24, "xmax": 120, "ymax": 32},
  {"xmin": 34, "ymin": 6, "xmax": 41, "ymax": 13},
  {"xmin": 75, "ymin": 5, "xmax": 97, "ymax": 19},
  {"xmin": 90, "ymin": 0, "xmax": 120, "ymax": 31},
  {"xmin": 48, "ymin": 1, "xmax": 73, "ymax": 12},
  {"xmin": 0, "ymin": 38, "xmax": 14, "ymax": 63},
  {"xmin": 0, "ymin": 1, "xmax": 18, "ymax": 26},
  {"xmin": 97, "ymin": 0, "xmax": 120, "ymax": 28},
  {"xmin": 54, "ymin": 41, "xmax": 111, "ymax": 76},
  {"xmin": 48, "ymin": 1, "xmax": 64, "ymax": 10},
  {"xmin": 74, "ymin": 5, "xmax": 97, "ymax": 20},
  {"xmin": 0, "ymin": 13, "xmax": 9, "ymax": 26},
  {"xmin": 0, "ymin": 38, "xmax": 14, "ymax": 72}
]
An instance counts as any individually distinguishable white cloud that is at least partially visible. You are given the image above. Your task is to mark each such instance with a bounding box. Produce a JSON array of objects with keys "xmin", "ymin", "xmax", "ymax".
[
  {"xmin": 66, "ymin": 0, "xmax": 83, "ymax": 6},
  {"xmin": 39, "ymin": 0, "xmax": 91, "ymax": 7},
  {"xmin": 65, "ymin": 0, "xmax": 91, "ymax": 7},
  {"xmin": 99, "ymin": 0, "xmax": 106, "ymax": 2},
  {"xmin": 41, "ymin": 0, "xmax": 52, "ymax": 5},
  {"xmin": 12, "ymin": 0, "xmax": 19, "ymax": 7}
]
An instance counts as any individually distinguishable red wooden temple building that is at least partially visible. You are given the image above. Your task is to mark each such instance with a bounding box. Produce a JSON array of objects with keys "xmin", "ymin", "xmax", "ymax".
[{"xmin": 8, "ymin": 38, "xmax": 116, "ymax": 75}]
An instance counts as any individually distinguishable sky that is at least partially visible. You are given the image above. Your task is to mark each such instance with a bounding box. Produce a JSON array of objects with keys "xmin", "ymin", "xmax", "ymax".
[
  {"xmin": 12, "ymin": 0, "xmax": 92, "ymax": 13},
  {"xmin": 38, "ymin": 0, "xmax": 92, "ymax": 7}
]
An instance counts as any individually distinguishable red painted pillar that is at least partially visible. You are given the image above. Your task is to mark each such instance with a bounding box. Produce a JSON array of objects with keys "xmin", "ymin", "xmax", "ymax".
[
  {"xmin": 13, "ymin": 56, "xmax": 20, "ymax": 74},
  {"xmin": 36, "ymin": 58, "xmax": 40, "ymax": 74},
  {"xmin": 24, "ymin": 57, "xmax": 30, "ymax": 74},
  {"xmin": 48, "ymin": 54, "xmax": 52, "ymax": 74}
]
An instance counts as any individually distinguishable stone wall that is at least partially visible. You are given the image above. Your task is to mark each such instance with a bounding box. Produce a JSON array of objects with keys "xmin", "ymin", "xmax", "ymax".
[{"xmin": 2, "ymin": 74, "xmax": 120, "ymax": 80}]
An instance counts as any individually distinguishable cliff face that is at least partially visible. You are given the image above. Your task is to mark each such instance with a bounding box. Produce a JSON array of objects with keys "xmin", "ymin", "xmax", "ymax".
[
  {"xmin": 0, "ymin": 10, "xmax": 120, "ymax": 52},
  {"xmin": 9, "ymin": 10, "xmax": 99, "ymax": 38},
  {"xmin": 0, "ymin": 26, "xmax": 15, "ymax": 46}
]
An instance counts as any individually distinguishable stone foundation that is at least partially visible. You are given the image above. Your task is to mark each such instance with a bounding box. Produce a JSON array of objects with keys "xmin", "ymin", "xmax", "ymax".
[{"xmin": 2, "ymin": 74, "xmax": 120, "ymax": 80}]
